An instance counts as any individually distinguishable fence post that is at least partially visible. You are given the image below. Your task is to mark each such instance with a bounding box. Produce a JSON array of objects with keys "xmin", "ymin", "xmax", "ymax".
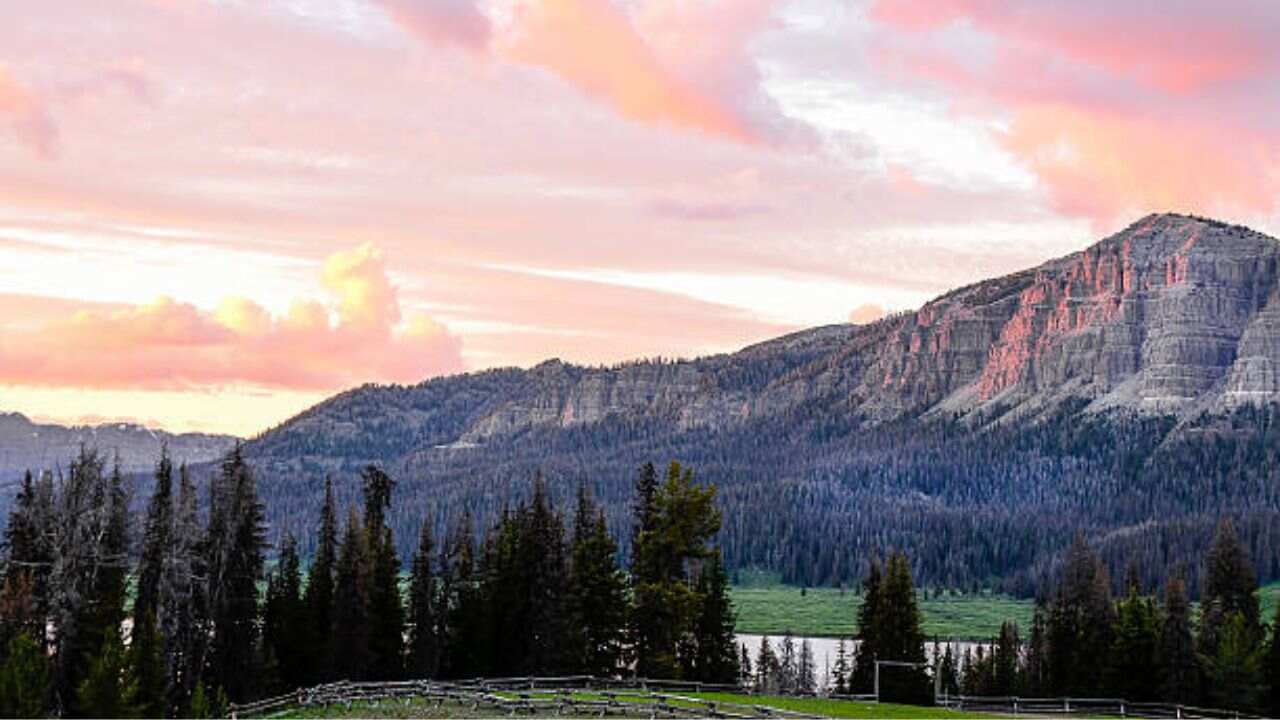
[
  {"xmin": 1120, "ymin": 701, "xmax": 1125, "ymax": 718},
  {"xmin": 1012, "ymin": 697, "xmax": 1018, "ymax": 715},
  {"xmin": 1176, "ymin": 704, "xmax": 1182, "ymax": 719},
  {"xmin": 1063, "ymin": 698, "xmax": 1070, "ymax": 713}
]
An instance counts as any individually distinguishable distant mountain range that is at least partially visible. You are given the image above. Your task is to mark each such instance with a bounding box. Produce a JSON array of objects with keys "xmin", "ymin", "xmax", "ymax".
[
  {"xmin": 8, "ymin": 213, "xmax": 1280, "ymax": 595},
  {"xmin": 0, "ymin": 412, "xmax": 236, "ymax": 492}
]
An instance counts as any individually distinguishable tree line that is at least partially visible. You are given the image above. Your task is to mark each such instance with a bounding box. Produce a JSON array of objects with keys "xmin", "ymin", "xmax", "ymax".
[
  {"xmin": 945, "ymin": 520, "xmax": 1280, "ymax": 714},
  {"xmin": 0, "ymin": 449, "xmax": 738, "ymax": 717}
]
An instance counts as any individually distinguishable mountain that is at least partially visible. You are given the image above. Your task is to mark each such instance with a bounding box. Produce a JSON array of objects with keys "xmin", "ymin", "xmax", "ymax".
[
  {"xmin": 0, "ymin": 412, "xmax": 237, "ymax": 492},
  {"xmin": 13, "ymin": 213, "xmax": 1280, "ymax": 596}
]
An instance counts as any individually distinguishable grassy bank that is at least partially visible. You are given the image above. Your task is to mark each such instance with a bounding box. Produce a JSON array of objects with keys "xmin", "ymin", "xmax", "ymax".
[
  {"xmin": 733, "ymin": 580, "xmax": 1280, "ymax": 640},
  {"xmin": 278, "ymin": 691, "xmax": 990, "ymax": 719},
  {"xmin": 731, "ymin": 583, "xmax": 1034, "ymax": 639}
]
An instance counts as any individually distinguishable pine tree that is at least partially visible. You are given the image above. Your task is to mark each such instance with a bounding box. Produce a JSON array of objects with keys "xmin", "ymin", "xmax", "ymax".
[
  {"xmin": 692, "ymin": 551, "xmax": 738, "ymax": 683},
  {"xmin": 849, "ymin": 559, "xmax": 882, "ymax": 694},
  {"xmin": 407, "ymin": 520, "xmax": 439, "ymax": 678},
  {"xmin": 129, "ymin": 610, "xmax": 167, "ymax": 717},
  {"xmin": 755, "ymin": 635, "xmax": 778, "ymax": 694},
  {"xmin": 1023, "ymin": 603, "xmax": 1049, "ymax": 696},
  {"xmin": 1209, "ymin": 612, "xmax": 1262, "ymax": 711},
  {"xmin": 0, "ymin": 631, "xmax": 51, "ymax": 718},
  {"xmin": 134, "ymin": 449, "xmax": 173, "ymax": 630},
  {"xmin": 1159, "ymin": 575, "xmax": 1198, "ymax": 705},
  {"xmin": 204, "ymin": 445, "xmax": 266, "ymax": 702},
  {"xmin": 739, "ymin": 643, "xmax": 753, "ymax": 688},
  {"xmin": 440, "ymin": 514, "xmax": 478, "ymax": 679},
  {"xmin": 75, "ymin": 627, "xmax": 138, "ymax": 718},
  {"xmin": 363, "ymin": 466, "xmax": 404, "ymax": 681},
  {"xmin": 159, "ymin": 465, "xmax": 206, "ymax": 716},
  {"xmin": 1047, "ymin": 535, "xmax": 1114, "ymax": 696},
  {"xmin": 832, "ymin": 637, "xmax": 850, "ymax": 694},
  {"xmin": 777, "ymin": 634, "xmax": 797, "ymax": 694},
  {"xmin": 1201, "ymin": 519, "xmax": 1261, "ymax": 658},
  {"xmin": 333, "ymin": 508, "xmax": 372, "ymax": 680},
  {"xmin": 263, "ymin": 534, "xmax": 306, "ymax": 691},
  {"xmin": 1, "ymin": 470, "xmax": 51, "ymax": 647},
  {"xmin": 1109, "ymin": 586, "xmax": 1159, "ymax": 701},
  {"xmin": 303, "ymin": 478, "xmax": 338, "ymax": 684},
  {"xmin": 567, "ymin": 485, "xmax": 628, "ymax": 677},
  {"xmin": 520, "ymin": 478, "xmax": 570, "ymax": 674},
  {"xmin": 992, "ymin": 621, "xmax": 1021, "ymax": 696},
  {"xmin": 796, "ymin": 639, "xmax": 816, "ymax": 695},
  {"xmin": 875, "ymin": 552, "xmax": 929, "ymax": 703}
]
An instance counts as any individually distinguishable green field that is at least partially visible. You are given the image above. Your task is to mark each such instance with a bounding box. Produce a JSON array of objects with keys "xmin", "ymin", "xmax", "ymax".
[
  {"xmin": 733, "ymin": 580, "xmax": 1280, "ymax": 640},
  {"xmin": 731, "ymin": 583, "xmax": 1034, "ymax": 640},
  {"xmin": 278, "ymin": 691, "xmax": 990, "ymax": 719}
]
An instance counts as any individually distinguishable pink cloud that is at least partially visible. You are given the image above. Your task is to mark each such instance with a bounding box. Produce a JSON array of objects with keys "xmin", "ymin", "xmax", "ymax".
[
  {"xmin": 0, "ymin": 244, "xmax": 463, "ymax": 391},
  {"xmin": 0, "ymin": 65, "xmax": 57, "ymax": 158},
  {"xmin": 501, "ymin": 0, "xmax": 755, "ymax": 142},
  {"xmin": 868, "ymin": 0, "xmax": 1280, "ymax": 226},
  {"xmin": 373, "ymin": 0, "xmax": 491, "ymax": 53}
]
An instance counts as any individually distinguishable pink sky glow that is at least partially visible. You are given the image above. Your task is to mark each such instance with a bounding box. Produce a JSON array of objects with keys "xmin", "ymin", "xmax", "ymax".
[{"xmin": 1, "ymin": 0, "xmax": 1277, "ymax": 436}]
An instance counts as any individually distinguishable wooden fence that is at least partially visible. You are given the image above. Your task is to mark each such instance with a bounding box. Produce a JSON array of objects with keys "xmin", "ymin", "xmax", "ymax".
[
  {"xmin": 228, "ymin": 677, "xmax": 817, "ymax": 719},
  {"xmin": 940, "ymin": 694, "xmax": 1262, "ymax": 719},
  {"xmin": 228, "ymin": 677, "xmax": 1264, "ymax": 720}
]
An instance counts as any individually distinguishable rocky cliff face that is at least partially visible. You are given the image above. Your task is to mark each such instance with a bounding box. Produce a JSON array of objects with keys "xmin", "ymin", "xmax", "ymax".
[{"xmin": 437, "ymin": 214, "xmax": 1280, "ymax": 443}]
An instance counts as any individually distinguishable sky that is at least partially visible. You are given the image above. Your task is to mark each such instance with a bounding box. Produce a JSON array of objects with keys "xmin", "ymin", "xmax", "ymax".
[{"xmin": 1, "ymin": 0, "xmax": 1278, "ymax": 437}]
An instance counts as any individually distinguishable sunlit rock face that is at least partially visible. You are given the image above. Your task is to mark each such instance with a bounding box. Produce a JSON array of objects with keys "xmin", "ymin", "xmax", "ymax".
[{"xmin": 790, "ymin": 213, "xmax": 1280, "ymax": 423}]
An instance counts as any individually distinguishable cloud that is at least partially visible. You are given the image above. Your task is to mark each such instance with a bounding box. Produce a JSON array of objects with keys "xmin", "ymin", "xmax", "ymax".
[
  {"xmin": 0, "ymin": 65, "xmax": 57, "ymax": 158},
  {"xmin": 848, "ymin": 303, "xmax": 886, "ymax": 324},
  {"xmin": 868, "ymin": 0, "xmax": 1280, "ymax": 226},
  {"xmin": 372, "ymin": 0, "xmax": 492, "ymax": 53},
  {"xmin": 501, "ymin": 0, "xmax": 755, "ymax": 141},
  {"xmin": 0, "ymin": 244, "xmax": 463, "ymax": 391}
]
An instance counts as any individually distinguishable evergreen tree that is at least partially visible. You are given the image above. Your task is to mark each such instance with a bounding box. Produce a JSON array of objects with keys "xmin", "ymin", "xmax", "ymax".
[
  {"xmin": 1158, "ymin": 575, "xmax": 1198, "ymax": 705},
  {"xmin": 937, "ymin": 644, "xmax": 959, "ymax": 698},
  {"xmin": 755, "ymin": 635, "xmax": 778, "ymax": 694},
  {"xmin": 796, "ymin": 639, "xmax": 816, "ymax": 695},
  {"xmin": 48, "ymin": 448, "xmax": 132, "ymax": 716},
  {"xmin": 849, "ymin": 559, "xmax": 882, "ymax": 693},
  {"xmin": 159, "ymin": 465, "xmax": 206, "ymax": 716},
  {"xmin": 0, "ymin": 631, "xmax": 51, "ymax": 718},
  {"xmin": 992, "ymin": 621, "xmax": 1021, "ymax": 696},
  {"xmin": 441, "ymin": 515, "xmax": 479, "ymax": 679},
  {"xmin": 832, "ymin": 638, "xmax": 850, "ymax": 694},
  {"xmin": 134, "ymin": 449, "xmax": 173, "ymax": 630},
  {"xmin": 263, "ymin": 534, "xmax": 306, "ymax": 691},
  {"xmin": 407, "ymin": 520, "xmax": 439, "ymax": 678},
  {"xmin": 567, "ymin": 485, "xmax": 628, "ymax": 677},
  {"xmin": 1047, "ymin": 535, "xmax": 1114, "ymax": 696},
  {"xmin": 1, "ymin": 470, "xmax": 51, "ymax": 647},
  {"xmin": 875, "ymin": 552, "xmax": 929, "ymax": 703},
  {"xmin": 75, "ymin": 627, "xmax": 138, "ymax": 718},
  {"xmin": 1209, "ymin": 612, "xmax": 1262, "ymax": 711},
  {"xmin": 1109, "ymin": 586, "xmax": 1159, "ymax": 701},
  {"xmin": 519, "ymin": 478, "xmax": 571, "ymax": 674},
  {"xmin": 777, "ymin": 634, "xmax": 797, "ymax": 694},
  {"xmin": 739, "ymin": 643, "xmax": 753, "ymax": 688},
  {"xmin": 362, "ymin": 466, "xmax": 404, "ymax": 681},
  {"xmin": 1201, "ymin": 519, "xmax": 1261, "ymax": 658},
  {"xmin": 129, "ymin": 611, "xmax": 167, "ymax": 718},
  {"xmin": 1023, "ymin": 604, "xmax": 1049, "ymax": 696},
  {"xmin": 302, "ymin": 478, "xmax": 338, "ymax": 684},
  {"xmin": 333, "ymin": 508, "xmax": 372, "ymax": 680},
  {"xmin": 630, "ymin": 462, "xmax": 723, "ymax": 679},
  {"xmin": 692, "ymin": 551, "xmax": 738, "ymax": 683},
  {"xmin": 204, "ymin": 445, "xmax": 266, "ymax": 703}
]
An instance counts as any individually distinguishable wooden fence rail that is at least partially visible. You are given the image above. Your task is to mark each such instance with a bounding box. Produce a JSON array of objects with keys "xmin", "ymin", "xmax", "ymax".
[
  {"xmin": 229, "ymin": 677, "xmax": 1264, "ymax": 720},
  {"xmin": 228, "ymin": 677, "xmax": 820, "ymax": 719},
  {"xmin": 941, "ymin": 694, "xmax": 1262, "ymax": 719}
]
